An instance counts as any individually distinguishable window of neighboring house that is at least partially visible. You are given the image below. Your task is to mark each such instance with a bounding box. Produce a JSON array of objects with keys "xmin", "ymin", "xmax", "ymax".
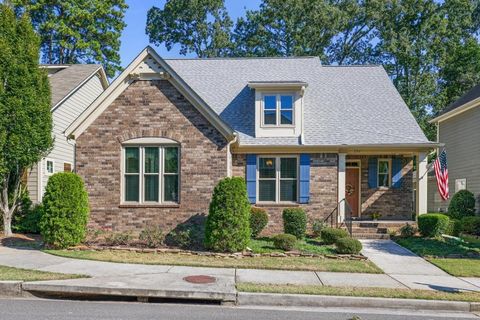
[
  {"xmin": 378, "ymin": 159, "xmax": 391, "ymax": 188},
  {"xmin": 123, "ymin": 146, "xmax": 179, "ymax": 204},
  {"xmin": 262, "ymin": 94, "xmax": 294, "ymax": 126},
  {"xmin": 258, "ymin": 156, "xmax": 298, "ymax": 203},
  {"xmin": 46, "ymin": 159, "xmax": 54, "ymax": 175},
  {"xmin": 64, "ymin": 162, "xmax": 72, "ymax": 172}
]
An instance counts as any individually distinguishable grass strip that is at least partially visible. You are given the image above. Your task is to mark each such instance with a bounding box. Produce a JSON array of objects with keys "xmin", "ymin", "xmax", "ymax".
[
  {"xmin": 45, "ymin": 249, "xmax": 382, "ymax": 273},
  {"xmin": 237, "ymin": 282, "xmax": 480, "ymax": 302},
  {"xmin": 0, "ymin": 265, "xmax": 86, "ymax": 281}
]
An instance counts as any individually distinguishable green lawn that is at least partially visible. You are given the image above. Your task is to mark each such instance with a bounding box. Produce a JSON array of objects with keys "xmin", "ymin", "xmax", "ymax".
[
  {"xmin": 45, "ymin": 249, "xmax": 382, "ymax": 273},
  {"xmin": 395, "ymin": 236, "xmax": 480, "ymax": 277},
  {"xmin": 248, "ymin": 237, "xmax": 335, "ymax": 255},
  {"xmin": 237, "ymin": 283, "xmax": 480, "ymax": 302},
  {"xmin": 0, "ymin": 265, "xmax": 85, "ymax": 281}
]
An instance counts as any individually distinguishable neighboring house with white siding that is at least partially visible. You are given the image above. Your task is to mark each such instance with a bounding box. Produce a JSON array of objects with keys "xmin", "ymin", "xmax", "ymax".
[
  {"xmin": 428, "ymin": 84, "xmax": 480, "ymax": 212},
  {"xmin": 26, "ymin": 64, "xmax": 108, "ymax": 203}
]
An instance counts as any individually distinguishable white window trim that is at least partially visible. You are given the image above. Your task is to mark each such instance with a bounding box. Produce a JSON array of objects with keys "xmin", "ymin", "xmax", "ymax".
[
  {"xmin": 257, "ymin": 155, "xmax": 299, "ymax": 204},
  {"xmin": 45, "ymin": 158, "xmax": 54, "ymax": 175},
  {"xmin": 377, "ymin": 158, "xmax": 392, "ymax": 188},
  {"xmin": 121, "ymin": 145, "xmax": 180, "ymax": 205},
  {"xmin": 63, "ymin": 161, "xmax": 73, "ymax": 172},
  {"xmin": 261, "ymin": 93, "xmax": 295, "ymax": 128}
]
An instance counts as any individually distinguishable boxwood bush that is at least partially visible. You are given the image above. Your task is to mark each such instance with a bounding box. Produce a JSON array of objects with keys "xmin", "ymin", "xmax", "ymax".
[
  {"xmin": 204, "ymin": 177, "xmax": 250, "ymax": 252},
  {"xmin": 250, "ymin": 207, "xmax": 268, "ymax": 238},
  {"xmin": 460, "ymin": 216, "xmax": 480, "ymax": 236},
  {"xmin": 282, "ymin": 208, "xmax": 307, "ymax": 239},
  {"xmin": 335, "ymin": 237, "xmax": 362, "ymax": 254},
  {"xmin": 321, "ymin": 227, "xmax": 349, "ymax": 244},
  {"xmin": 272, "ymin": 233, "xmax": 297, "ymax": 251},
  {"xmin": 39, "ymin": 172, "xmax": 89, "ymax": 248},
  {"xmin": 418, "ymin": 213, "xmax": 450, "ymax": 237},
  {"xmin": 448, "ymin": 190, "xmax": 476, "ymax": 220}
]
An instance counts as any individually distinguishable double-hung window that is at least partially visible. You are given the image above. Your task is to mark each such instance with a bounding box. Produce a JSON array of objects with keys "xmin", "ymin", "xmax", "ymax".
[
  {"xmin": 123, "ymin": 146, "xmax": 179, "ymax": 204},
  {"xmin": 258, "ymin": 156, "xmax": 298, "ymax": 203},
  {"xmin": 262, "ymin": 94, "xmax": 294, "ymax": 126},
  {"xmin": 377, "ymin": 159, "xmax": 391, "ymax": 188}
]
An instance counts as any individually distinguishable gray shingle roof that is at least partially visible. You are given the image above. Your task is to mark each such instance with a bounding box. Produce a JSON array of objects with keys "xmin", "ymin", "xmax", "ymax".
[
  {"xmin": 436, "ymin": 83, "xmax": 480, "ymax": 118},
  {"xmin": 165, "ymin": 57, "xmax": 429, "ymax": 146},
  {"xmin": 46, "ymin": 64, "xmax": 102, "ymax": 108}
]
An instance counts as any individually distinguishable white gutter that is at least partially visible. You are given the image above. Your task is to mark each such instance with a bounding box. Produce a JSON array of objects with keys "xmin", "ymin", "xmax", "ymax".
[{"xmin": 226, "ymin": 133, "xmax": 238, "ymax": 177}]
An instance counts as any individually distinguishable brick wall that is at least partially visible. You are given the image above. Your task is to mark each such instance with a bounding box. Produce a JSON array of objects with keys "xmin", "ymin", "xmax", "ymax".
[
  {"xmin": 76, "ymin": 80, "xmax": 228, "ymax": 232},
  {"xmin": 232, "ymin": 153, "xmax": 338, "ymax": 234},
  {"xmin": 353, "ymin": 155, "xmax": 414, "ymax": 220}
]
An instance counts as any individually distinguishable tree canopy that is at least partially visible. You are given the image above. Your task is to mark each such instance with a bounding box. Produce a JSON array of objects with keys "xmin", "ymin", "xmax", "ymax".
[
  {"xmin": 145, "ymin": 0, "xmax": 480, "ymax": 140},
  {"xmin": 0, "ymin": 4, "xmax": 53, "ymax": 236},
  {"xmin": 12, "ymin": 0, "xmax": 128, "ymax": 78}
]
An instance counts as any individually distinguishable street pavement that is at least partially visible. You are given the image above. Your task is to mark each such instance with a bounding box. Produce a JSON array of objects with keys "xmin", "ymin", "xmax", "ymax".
[{"xmin": 0, "ymin": 298, "xmax": 477, "ymax": 320}]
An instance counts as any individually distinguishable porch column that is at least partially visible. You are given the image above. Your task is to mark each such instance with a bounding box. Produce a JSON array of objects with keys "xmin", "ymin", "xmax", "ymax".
[
  {"xmin": 416, "ymin": 152, "xmax": 428, "ymax": 216},
  {"xmin": 338, "ymin": 153, "xmax": 346, "ymax": 222}
]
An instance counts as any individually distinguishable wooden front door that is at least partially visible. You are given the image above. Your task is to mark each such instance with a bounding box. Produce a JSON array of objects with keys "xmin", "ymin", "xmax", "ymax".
[{"xmin": 345, "ymin": 168, "xmax": 360, "ymax": 217}]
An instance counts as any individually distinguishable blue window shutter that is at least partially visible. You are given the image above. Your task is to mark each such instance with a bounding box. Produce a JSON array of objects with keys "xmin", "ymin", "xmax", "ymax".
[
  {"xmin": 246, "ymin": 154, "xmax": 257, "ymax": 204},
  {"xmin": 392, "ymin": 157, "xmax": 403, "ymax": 189},
  {"xmin": 368, "ymin": 157, "xmax": 378, "ymax": 188},
  {"xmin": 299, "ymin": 154, "xmax": 310, "ymax": 203}
]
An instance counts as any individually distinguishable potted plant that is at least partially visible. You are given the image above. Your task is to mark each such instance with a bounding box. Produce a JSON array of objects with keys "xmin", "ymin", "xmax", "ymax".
[{"xmin": 371, "ymin": 212, "xmax": 382, "ymax": 221}]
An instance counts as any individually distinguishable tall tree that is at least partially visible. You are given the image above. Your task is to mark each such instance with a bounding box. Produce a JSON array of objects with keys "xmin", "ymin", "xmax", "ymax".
[
  {"xmin": 374, "ymin": 0, "xmax": 444, "ymax": 140},
  {"xmin": 0, "ymin": 4, "xmax": 53, "ymax": 236},
  {"xmin": 12, "ymin": 0, "xmax": 128, "ymax": 78},
  {"xmin": 146, "ymin": 0, "xmax": 233, "ymax": 57},
  {"xmin": 232, "ymin": 0, "xmax": 342, "ymax": 60}
]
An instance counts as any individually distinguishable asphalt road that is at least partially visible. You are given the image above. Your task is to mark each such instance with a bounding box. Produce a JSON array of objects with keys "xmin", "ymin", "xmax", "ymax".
[{"xmin": 0, "ymin": 298, "xmax": 478, "ymax": 320}]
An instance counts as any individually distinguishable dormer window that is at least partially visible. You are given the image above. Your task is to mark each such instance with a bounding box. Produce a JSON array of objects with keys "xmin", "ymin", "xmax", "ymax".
[
  {"xmin": 263, "ymin": 94, "xmax": 294, "ymax": 126},
  {"xmin": 249, "ymin": 81, "xmax": 307, "ymax": 138}
]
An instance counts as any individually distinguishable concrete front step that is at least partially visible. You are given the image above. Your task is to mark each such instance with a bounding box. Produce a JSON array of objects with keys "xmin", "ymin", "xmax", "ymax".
[
  {"xmin": 352, "ymin": 233, "xmax": 391, "ymax": 240},
  {"xmin": 351, "ymin": 227, "xmax": 389, "ymax": 234}
]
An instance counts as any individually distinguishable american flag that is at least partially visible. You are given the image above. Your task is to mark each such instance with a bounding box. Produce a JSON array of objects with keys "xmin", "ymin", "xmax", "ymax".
[{"xmin": 434, "ymin": 149, "xmax": 449, "ymax": 201}]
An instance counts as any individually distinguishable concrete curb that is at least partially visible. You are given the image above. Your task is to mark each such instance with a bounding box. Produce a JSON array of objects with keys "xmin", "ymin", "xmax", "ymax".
[
  {"xmin": 237, "ymin": 292, "xmax": 477, "ymax": 312},
  {"xmin": 0, "ymin": 281, "xmax": 24, "ymax": 297}
]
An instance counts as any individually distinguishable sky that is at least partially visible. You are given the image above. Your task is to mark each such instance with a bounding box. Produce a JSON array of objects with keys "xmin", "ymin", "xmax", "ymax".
[{"xmin": 120, "ymin": 0, "xmax": 261, "ymax": 67}]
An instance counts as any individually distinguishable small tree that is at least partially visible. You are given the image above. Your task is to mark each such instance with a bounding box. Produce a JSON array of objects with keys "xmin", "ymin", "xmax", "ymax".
[
  {"xmin": 204, "ymin": 177, "xmax": 250, "ymax": 252},
  {"xmin": 0, "ymin": 4, "xmax": 52, "ymax": 236},
  {"xmin": 448, "ymin": 190, "xmax": 476, "ymax": 220},
  {"xmin": 40, "ymin": 173, "xmax": 89, "ymax": 248}
]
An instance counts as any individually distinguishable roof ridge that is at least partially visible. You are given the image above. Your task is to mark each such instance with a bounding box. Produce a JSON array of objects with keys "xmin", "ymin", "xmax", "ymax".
[{"xmin": 164, "ymin": 56, "xmax": 319, "ymax": 61}]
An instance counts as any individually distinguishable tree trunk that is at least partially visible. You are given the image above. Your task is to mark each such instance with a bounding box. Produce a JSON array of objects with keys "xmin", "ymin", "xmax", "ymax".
[{"xmin": 3, "ymin": 213, "xmax": 12, "ymax": 237}]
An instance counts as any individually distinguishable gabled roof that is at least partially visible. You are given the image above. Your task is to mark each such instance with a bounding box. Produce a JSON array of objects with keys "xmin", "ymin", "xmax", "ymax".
[
  {"xmin": 165, "ymin": 58, "xmax": 431, "ymax": 146},
  {"xmin": 66, "ymin": 46, "xmax": 432, "ymax": 148},
  {"xmin": 65, "ymin": 47, "xmax": 235, "ymax": 140},
  {"xmin": 430, "ymin": 83, "xmax": 480, "ymax": 123},
  {"xmin": 41, "ymin": 64, "xmax": 109, "ymax": 110}
]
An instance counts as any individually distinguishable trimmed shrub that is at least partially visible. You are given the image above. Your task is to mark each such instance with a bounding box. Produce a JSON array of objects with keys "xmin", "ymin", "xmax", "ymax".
[
  {"xmin": 448, "ymin": 190, "xmax": 476, "ymax": 220},
  {"xmin": 39, "ymin": 172, "xmax": 89, "ymax": 248},
  {"xmin": 272, "ymin": 233, "xmax": 297, "ymax": 251},
  {"xmin": 282, "ymin": 208, "xmax": 307, "ymax": 239},
  {"xmin": 312, "ymin": 219, "xmax": 327, "ymax": 238},
  {"xmin": 139, "ymin": 225, "xmax": 164, "ymax": 248},
  {"xmin": 204, "ymin": 177, "xmax": 251, "ymax": 252},
  {"xmin": 399, "ymin": 223, "xmax": 416, "ymax": 237},
  {"xmin": 418, "ymin": 214, "xmax": 450, "ymax": 237},
  {"xmin": 447, "ymin": 219, "xmax": 463, "ymax": 237},
  {"xmin": 12, "ymin": 189, "xmax": 42, "ymax": 234},
  {"xmin": 460, "ymin": 216, "xmax": 480, "ymax": 236},
  {"xmin": 104, "ymin": 231, "xmax": 132, "ymax": 246},
  {"xmin": 321, "ymin": 227, "xmax": 349, "ymax": 244},
  {"xmin": 335, "ymin": 237, "xmax": 362, "ymax": 254},
  {"xmin": 250, "ymin": 207, "xmax": 268, "ymax": 238}
]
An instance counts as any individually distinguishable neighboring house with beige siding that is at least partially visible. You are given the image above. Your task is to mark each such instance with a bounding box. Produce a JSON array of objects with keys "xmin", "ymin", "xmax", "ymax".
[
  {"xmin": 26, "ymin": 64, "xmax": 108, "ymax": 203},
  {"xmin": 428, "ymin": 84, "xmax": 480, "ymax": 212}
]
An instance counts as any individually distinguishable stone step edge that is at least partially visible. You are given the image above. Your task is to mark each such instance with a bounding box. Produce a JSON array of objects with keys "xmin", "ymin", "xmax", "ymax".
[{"xmin": 237, "ymin": 292, "xmax": 479, "ymax": 313}]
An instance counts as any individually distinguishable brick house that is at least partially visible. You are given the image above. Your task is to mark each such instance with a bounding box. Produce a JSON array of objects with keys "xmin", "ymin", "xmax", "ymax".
[{"xmin": 65, "ymin": 47, "xmax": 437, "ymax": 235}]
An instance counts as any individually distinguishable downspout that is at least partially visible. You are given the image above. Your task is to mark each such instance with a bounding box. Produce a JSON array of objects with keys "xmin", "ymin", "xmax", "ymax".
[
  {"xmin": 300, "ymin": 88, "xmax": 305, "ymax": 145},
  {"xmin": 226, "ymin": 133, "xmax": 238, "ymax": 177},
  {"xmin": 66, "ymin": 134, "xmax": 76, "ymax": 172}
]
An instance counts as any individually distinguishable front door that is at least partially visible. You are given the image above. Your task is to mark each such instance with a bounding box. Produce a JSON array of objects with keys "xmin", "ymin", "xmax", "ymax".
[{"xmin": 345, "ymin": 168, "xmax": 360, "ymax": 217}]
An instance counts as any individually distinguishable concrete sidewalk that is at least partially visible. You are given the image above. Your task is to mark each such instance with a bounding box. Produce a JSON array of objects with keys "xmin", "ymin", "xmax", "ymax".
[
  {"xmin": 361, "ymin": 240, "xmax": 479, "ymax": 292},
  {"xmin": 1, "ymin": 241, "xmax": 479, "ymax": 303}
]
